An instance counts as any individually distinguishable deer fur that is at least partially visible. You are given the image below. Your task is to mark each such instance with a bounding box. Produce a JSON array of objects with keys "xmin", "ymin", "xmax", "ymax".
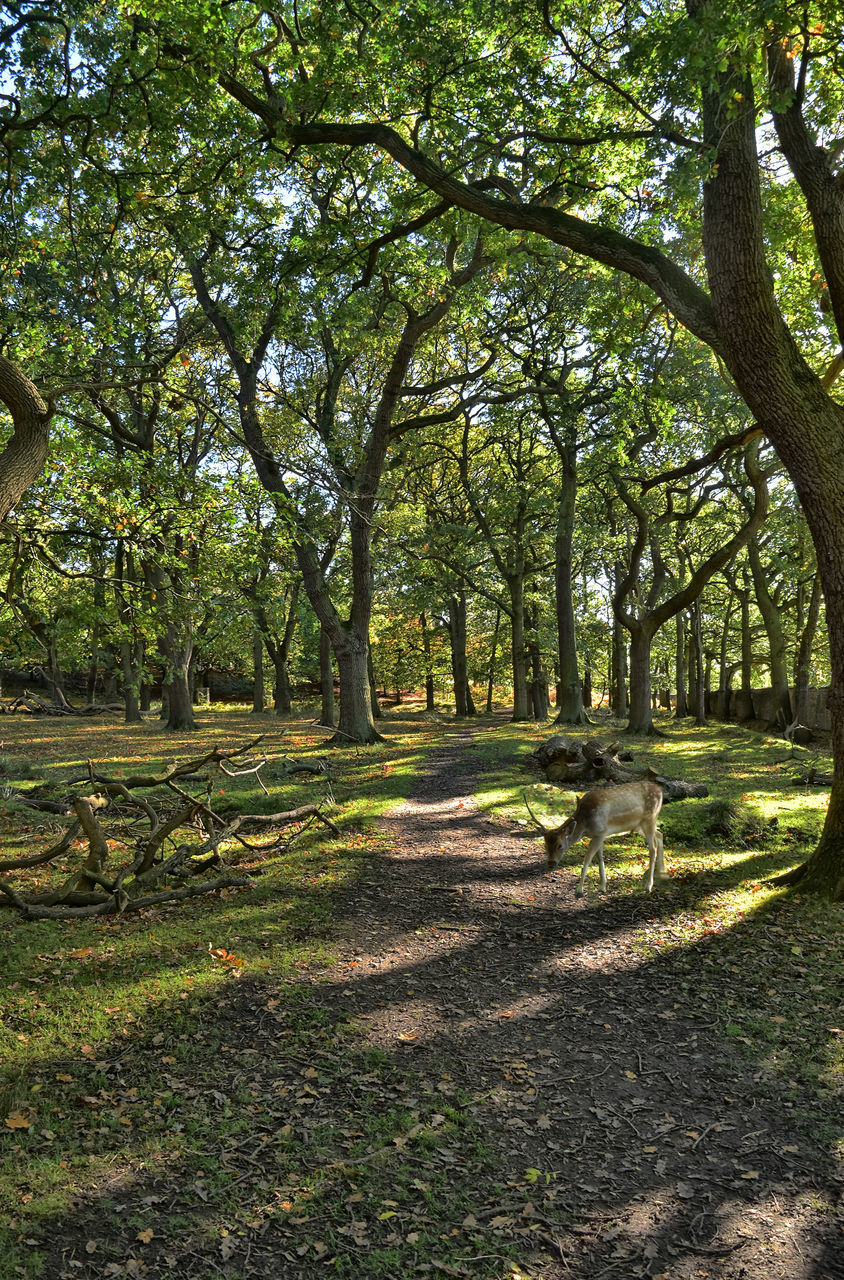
[{"xmin": 526, "ymin": 780, "xmax": 667, "ymax": 897}]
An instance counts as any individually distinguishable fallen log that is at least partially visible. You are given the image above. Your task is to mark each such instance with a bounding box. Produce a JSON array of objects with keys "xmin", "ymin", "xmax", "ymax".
[
  {"xmin": 792, "ymin": 767, "xmax": 833, "ymax": 787},
  {"xmin": 535, "ymin": 735, "xmax": 708, "ymax": 801}
]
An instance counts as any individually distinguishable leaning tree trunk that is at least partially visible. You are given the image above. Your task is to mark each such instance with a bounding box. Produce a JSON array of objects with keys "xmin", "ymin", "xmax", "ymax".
[
  {"xmin": 0, "ymin": 356, "xmax": 52, "ymax": 524},
  {"xmin": 697, "ymin": 44, "xmax": 844, "ymax": 896}
]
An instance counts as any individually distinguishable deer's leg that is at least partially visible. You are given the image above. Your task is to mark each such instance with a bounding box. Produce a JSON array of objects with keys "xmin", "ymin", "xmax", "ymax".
[
  {"xmin": 576, "ymin": 838, "xmax": 603, "ymax": 897},
  {"xmin": 643, "ymin": 838, "xmax": 658, "ymax": 892},
  {"xmin": 654, "ymin": 829, "xmax": 668, "ymax": 879}
]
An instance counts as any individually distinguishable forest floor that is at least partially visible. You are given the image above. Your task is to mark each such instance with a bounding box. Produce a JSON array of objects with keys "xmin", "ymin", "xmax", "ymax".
[{"xmin": 1, "ymin": 710, "xmax": 843, "ymax": 1280}]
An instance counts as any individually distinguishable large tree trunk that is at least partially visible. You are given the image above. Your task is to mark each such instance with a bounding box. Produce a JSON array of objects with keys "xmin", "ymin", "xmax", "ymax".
[
  {"xmin": 367, "ymin": 649, "xmax": 383, "ymax": 720},
  {"xmin": 163, "ymin": 627, "xmax": 195, "ymax": 732},
  {"xmin": 626, "ymin": 624, "xmax": 654, "ymax": 734},
  {"xmin": 335, "ymin": 640, "xmax": 381, "ymax": 744},
  {"xmin": 697, "ymin": 41, "xmax": 844, "ymax": 895}
]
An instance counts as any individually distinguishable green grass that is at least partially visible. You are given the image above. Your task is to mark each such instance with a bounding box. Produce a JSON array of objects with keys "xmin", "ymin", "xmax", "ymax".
[{"xmin": 0, "ymin": 702, "xmax": 842, "ymax": 1279}]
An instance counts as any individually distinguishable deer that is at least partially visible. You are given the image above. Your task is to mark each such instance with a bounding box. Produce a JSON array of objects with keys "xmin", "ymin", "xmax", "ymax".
[{"xmin": 524, "ymin": 780, "xmax": 667, "ymax": 897}]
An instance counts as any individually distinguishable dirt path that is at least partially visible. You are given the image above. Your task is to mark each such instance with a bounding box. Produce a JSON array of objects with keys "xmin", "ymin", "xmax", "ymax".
[{"xmin": 302, "ymin": 724, "xmax": 843, "ymax": 1280}]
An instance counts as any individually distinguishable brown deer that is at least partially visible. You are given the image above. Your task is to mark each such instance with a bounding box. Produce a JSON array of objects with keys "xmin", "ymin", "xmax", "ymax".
[{"xmin": 525, "ymin": 780, "xmax": 667, "ymax": 896}]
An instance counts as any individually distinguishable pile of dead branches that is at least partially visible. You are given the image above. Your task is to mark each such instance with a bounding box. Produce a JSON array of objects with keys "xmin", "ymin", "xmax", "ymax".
[
  {"xmin": 0, "ymin": 737, "xmax": 339, "ymax": 921},
  {"xmin": 534, "ymin": 736, "xmax": 709, "ymax": 801}
]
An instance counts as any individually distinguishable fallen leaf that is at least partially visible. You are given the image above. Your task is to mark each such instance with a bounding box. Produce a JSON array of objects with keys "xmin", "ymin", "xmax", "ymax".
[
  {"xmin": 4, "ymin": 1112, "xmax": 31, "ymax": 1130},
  {"xmin": 136, "ymin": 1228, "xmax": 154, "ymax": 1244}
]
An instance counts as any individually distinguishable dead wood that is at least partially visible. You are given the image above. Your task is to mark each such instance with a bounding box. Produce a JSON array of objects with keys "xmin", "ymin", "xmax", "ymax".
[
  {"xmin": 1, "ymin": 737, "xmax": 338, "ymax": 921},
  {"xmin": 536, "ymin": 735, "xmax": 708, "ymax": 801},
  {"xmin": 792, "ymin": 767, "xmax": 833, "ymax": 786}
]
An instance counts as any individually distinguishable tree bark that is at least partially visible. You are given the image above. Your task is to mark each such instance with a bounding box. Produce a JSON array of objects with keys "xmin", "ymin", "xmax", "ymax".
[{"xmin": 0, "ymin": 356, "xmax": 52, "ymax": 523}]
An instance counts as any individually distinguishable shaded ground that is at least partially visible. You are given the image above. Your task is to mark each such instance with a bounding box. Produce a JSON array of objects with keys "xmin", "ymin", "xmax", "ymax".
[{"xmin": 31, "ymin": 722, "xmax": 844, "ymax": 1279}]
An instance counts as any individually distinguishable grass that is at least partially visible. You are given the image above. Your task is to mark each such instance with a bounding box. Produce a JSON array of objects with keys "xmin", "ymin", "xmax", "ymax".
[{"xmin": 0, "ymin": 701, "xmax": 842, "ymax": 1279}]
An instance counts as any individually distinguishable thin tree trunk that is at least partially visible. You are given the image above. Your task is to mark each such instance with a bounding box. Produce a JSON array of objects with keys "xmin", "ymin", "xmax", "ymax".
[
  {"xmin": 794, "ymin": 576, "xmax": 822, "ymax": 725},
  {"xmin": 420, "ymin": 612, "xmax": 436, "ymax": 711},
  {"xmin": 553, "ymin": 461, "xmax": 587, "ymax": 723},
  {"xmin": 486, "ymin": 608, "xmax": 500, "ymax": 713},
  {"xmin": 448, "ymin": 588, "xmax": 474, "ymax": 717},
  {"xmin": 319, "ymin": 625, "xmax": 335, "ymax": 728},
  {"xmin": 252, "ymin": 628, "xmax": 264, "ymax": 713},
  {"xmin": 674, "ymin": 613, "xmax": 689, "ymax": 718},
  {"xmin": 748, "ymin": 537, "xmax": 792, "ymax": 726},
  {"xmin": 611, "ymin": 613, "xmax": 628, "ymax": 718},
  {"xmin": 692, "ymin": 601, "xmax": 706, "ymax": 726},
  {"xmin": 717, "ymin": 590, "xmax": 735, "ymax": 721}
]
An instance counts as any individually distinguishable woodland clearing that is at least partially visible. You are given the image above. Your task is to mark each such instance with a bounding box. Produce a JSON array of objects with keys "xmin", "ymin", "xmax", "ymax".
[{"xmin": 1, "ymin": 705, "xmax": 842, "ymax": 1280}]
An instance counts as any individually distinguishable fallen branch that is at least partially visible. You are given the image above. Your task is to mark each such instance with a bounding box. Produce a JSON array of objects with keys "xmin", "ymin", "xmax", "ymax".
[{"xmin": 1, "ymin": 737, "xmax": 339, "ymax": 921}]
